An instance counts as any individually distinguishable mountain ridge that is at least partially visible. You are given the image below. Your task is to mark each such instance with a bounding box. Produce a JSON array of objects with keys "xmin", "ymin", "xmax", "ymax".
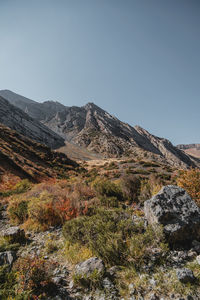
[
  {"xmin": 1, "ymin": 89, "xmax": 198, "ymax": 168},
  {"xmin": 0, "ymin": 95, "xmax": 65, "ymax": 149}
]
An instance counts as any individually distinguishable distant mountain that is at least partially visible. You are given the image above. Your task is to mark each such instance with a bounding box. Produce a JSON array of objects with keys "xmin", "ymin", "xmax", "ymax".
[
  {"xmin": 1, "ymin": 90, "xmax": 198, "ymax": 168},
  {"xmin": 177, "ymin": 144, "xmax": 200, "ymax": 159},
  {"xmin": 0, "ymin": 96, "xmax": 65, "ymax": 149},
  {"xmin": 0, "ymin": 90, "xmax": 66, "ymax": 121},
  {"xmin": 0, "ymin": 124, "xmax": 78, "ymax": 182}
]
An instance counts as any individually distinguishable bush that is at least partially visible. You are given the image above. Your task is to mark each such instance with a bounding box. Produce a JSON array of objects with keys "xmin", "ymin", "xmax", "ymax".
[
  {"xmin": 63, "ymin": 209, "xmax": 133, "ymax": 265},
  {"xmin": 0, "ymin": 265, "xmax": 16, "ymax": 299},
  {"xmin": 177, "ymin": 168, "xmax": 200, "ymax": 205},
  {"xmin": 128, "ymin": 224, "xmax": 168, "ymax": 269},
  {"xmin": 8, "ymin": 180, "xmax": 90, "ymax": 231},
  {"xmin": 8, "ymin": 198, "xmax": 28, "ymax": 225},
  {"xmin": 73, "ymin": 269, "xmax": 104, "ymax": 290},
  {"xmin": 93, "ymin": 179, "xmax": 123, "ymax": 208},
  {"xmin": 13, "ymin": 256, "xmax": 56, "ymax": 297},
  {"xmin": 63, "ymin": 208, "xmax": 168, "ymax": 269},
  {"xmin": 120, "ymin": 175, "xmax": 141, "ymax": 203}
]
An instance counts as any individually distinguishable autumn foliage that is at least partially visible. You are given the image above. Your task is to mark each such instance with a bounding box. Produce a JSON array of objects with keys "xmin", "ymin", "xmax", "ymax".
[
  {"xmin": 8, "ymin": 179, "xmax": 92, "ymax": 231},
  {"xmin": 176, "ymin": 168, "xmax": 200, "ymax": 205}
]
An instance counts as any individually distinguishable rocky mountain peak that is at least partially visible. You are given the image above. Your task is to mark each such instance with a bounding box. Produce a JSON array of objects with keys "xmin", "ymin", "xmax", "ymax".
[{"xmin": 1, "ymin": 90, "xmax": 198, "ymax": 168}]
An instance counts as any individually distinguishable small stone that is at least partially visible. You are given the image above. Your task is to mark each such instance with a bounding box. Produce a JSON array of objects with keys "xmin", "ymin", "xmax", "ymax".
[
  {"xmin": 147, "ymin": 293, "xmax": 159, "ymax": 300},
  {"xmin": 176, "ymin": 268, "xmax": 196, "ymax": 283},
  {"xmin": 0, "ymin": 251, "xmax": 17, "ymax": 266},
  {"xmin": 74, "ymin": 257, "xmax": 105, "ymax": 277},
  {"xmin": 187, "ymin": 250, "xmax": 197, "ymax": 260},
  {"xmin": 52, "ymin": 276, "xmax": 63, "ymax": 285}
]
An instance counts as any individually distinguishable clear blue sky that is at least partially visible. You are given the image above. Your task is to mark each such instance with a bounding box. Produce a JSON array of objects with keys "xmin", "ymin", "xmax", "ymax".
[{"xmin": 0, "ymin": 0, "xmax": 199, "ymax": 145}]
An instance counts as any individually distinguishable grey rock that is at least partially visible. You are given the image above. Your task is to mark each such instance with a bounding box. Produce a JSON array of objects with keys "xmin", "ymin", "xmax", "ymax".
[
  {"xmin": 107, "ymin": 265, "xmax": 120, "ymax": 278},
  {"xmin": 176, "ymin": 268, "xmax": 196, "ymax": 283},
  {"xmin": 74, "ymin": 257, "xmax": 105, "ymax": 277},
  {"xmin": 196, "ymin": 255, "xmax": 200, "ymax": 264},
  {"xmin": 144, "ymin": 185, "xmax": 200, "ymax": 245},
  {"xmin": 147, "ymin": 293, "xmax": 160, "ymax": 300},
  {"xmin": 1, "ymin": 226, "xmax": 25, "ymax": 243},
  {"xmin": 0, "ymin": 251, "xmax": 17, "ymax": 266}
]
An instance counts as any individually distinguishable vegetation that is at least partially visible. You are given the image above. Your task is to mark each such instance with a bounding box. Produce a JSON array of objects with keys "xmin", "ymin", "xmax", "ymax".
[
  {"xmin": 177, "ymin": 168, "xmax": 200, "ymax": 205},
  {"xmin": 1, "ymin": 157, "xmax": 199, "ymax": 298}
]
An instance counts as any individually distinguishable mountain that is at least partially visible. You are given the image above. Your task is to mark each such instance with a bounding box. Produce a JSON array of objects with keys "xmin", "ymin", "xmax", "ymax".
[
  {"xmin": 177, "ymin": 144, "xmax": 200, "ymax": 159},
  {"xmin": 45, "ymin": 102, "xmax": 197, "ymax": 168},
  {"xmin": 1, "ymin": 90, "xmax": 198, "ymax": 168},
  {"xmin": 0, "ymin": 90, "xmax": 66, "ymax": 121},
  {"xmin": 0, "ymin": 96, "xmax": 65, "ymax": 149},
  {"xmin": 0, "ymin": 124, "xmax": 78, "ymax": 182}
]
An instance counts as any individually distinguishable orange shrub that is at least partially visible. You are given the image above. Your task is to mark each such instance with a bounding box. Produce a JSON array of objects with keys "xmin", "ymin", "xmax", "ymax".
[
  {"xmin": 176, "ymin": 168, "xmax": 200, "ymax": 204},
  {"xmin": 8, "ymin": 180, "xmax": 91, "ymax": 231}
]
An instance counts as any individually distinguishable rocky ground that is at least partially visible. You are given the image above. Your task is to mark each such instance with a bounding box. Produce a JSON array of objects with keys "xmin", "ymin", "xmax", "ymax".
[{"xmin": 1, "ymin": 184, "xmax": 200, "ymax": 299}]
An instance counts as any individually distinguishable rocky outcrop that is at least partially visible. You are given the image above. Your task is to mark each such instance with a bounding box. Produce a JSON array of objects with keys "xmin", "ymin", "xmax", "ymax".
[
  {"xmin": 144, "ymin": 185, "xmax": 200, "ymax": 245},
  {"xmin": 0, "ymin": 96, "xmax": 64, "ymax": 149}
]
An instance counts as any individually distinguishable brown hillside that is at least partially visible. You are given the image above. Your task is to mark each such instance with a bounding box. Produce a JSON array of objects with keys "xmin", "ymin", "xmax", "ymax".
[{"xmin": 0, "ymin": 124, "xmax": 78, "ymax": 183}]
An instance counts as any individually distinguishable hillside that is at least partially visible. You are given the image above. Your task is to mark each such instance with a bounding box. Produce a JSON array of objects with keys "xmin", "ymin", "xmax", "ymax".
[
  {"xmin": 46, "ymin": 103, "xmax": 197, "ymax": 168},
  {"xmin": 0, "ymin": 124, "xmax": 78, "ymax": 183},
  {"xmin": 177, "ymin": 144, "xmax": 200, "ymax": 158},
  {"xmin": 1, "ymin": 90, "xmax": 198, "ymax": 168},
  {"xmin": 0, "ymin": 96, "xmax": 65, "ymax": 149}
]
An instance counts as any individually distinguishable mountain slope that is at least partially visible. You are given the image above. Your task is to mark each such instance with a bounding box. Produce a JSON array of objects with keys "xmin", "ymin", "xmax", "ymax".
[
  {"xmin": 0, "ymin": 96, "xmax": 65, "ymax": 149},
  {"xmin": 177, "ymin": 144, "xmax": 200, "ymax": 158},
  {"xmin": 2, "ymin": 90, "xmax": 198, "ymax": 168},
  {"xmin": 46, "ymin": 103, "xmax": 197, "ymax": 168},
  {"xmin": 0, "ymin": 90, "xmax": 66, "ymax": 121},
  {"xmin": 0, "ymin": 124, "xmax": 78, "ymax": 182}
]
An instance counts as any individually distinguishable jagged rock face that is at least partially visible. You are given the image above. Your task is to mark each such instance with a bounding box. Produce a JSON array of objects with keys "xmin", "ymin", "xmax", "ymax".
[
  {"xmin": 0, "ymin": 90, "xmax": 66, "ymax": 121},
  {"xmin": 0, "ymin": 96, "xmax": 64, "ymax": 149},
  {"xmin": 45, "ymin": 103, "xmax": 196, "ymax": 167},
  {"xmin": 1, "ymin": 90, "xmax": 198, "ymax": 167},
  {"xmin": 144, "ymin": 185, "xmax": 200, "ymax": 245}
]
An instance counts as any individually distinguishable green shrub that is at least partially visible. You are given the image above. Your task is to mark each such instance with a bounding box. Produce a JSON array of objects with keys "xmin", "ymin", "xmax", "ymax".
[
  {"xmin": 63, "ymin": 209, "xmax": 134, "ymax": 265},
  {"xmin": 120, "ymin": 175, "xmax": 141, "ymax": 203},
  {"xmin": 63, "ymin": 209, "xmax": 168, "ymax": 269},
  {"xmin": 0, "ymin": 265, "xmax": 17, "ymax": 299},
  {"xmin": 93, "ymin": 179, "xmax": 123, "ymax": 207},
  {"xmin": 8, "ymin": 199, "xmax": 28, "ymax": 225},
  {"xmin": 73, "ymin": 269, "xmax": 104, "ymax": 290}
]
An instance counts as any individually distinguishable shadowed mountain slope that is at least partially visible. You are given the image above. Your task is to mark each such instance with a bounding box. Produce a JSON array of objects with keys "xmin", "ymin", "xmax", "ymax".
[
  {"xmin": 0, "ymin": 124, "xmax": 78, "ymax": 182},
  {"xmin": 0, "ymin": 96, "xmax": 65, "ymax": 149}
]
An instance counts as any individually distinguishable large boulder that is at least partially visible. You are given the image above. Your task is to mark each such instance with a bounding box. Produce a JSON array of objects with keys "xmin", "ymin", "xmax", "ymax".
[{"xmin": 144, "ymin": 185, "xmax": 200, "ymax": 245}]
